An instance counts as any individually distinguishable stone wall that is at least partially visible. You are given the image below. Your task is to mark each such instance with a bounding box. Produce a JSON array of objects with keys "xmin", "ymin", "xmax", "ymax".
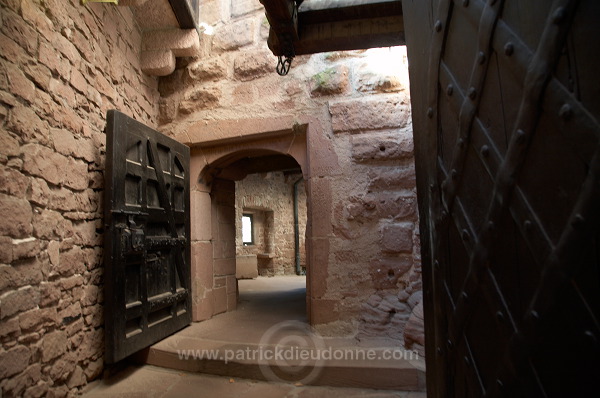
[
  {"xmin": 159, "ymin": 0, "xmax": 422, "ymax": 346},
  {"xmin": 0, "ymin": 0, "xmax": 159, "ymax": 396},
  {"xmin": 235, "ymin": 171, "xmax": 307, "ymax": 276}
]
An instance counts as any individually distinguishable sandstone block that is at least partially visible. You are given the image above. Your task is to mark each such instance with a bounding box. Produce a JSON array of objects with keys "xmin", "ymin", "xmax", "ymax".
[
  {"xmin": 22, "ymin": 143, "xmax": 66, "ymax": 186},
  {"xmin": 0, "ymin": 345, "xmax": 30, "ymax": 379},
  {"xmin": 310, "ymin": 65, "xmax": 350, "ymax": 96},
  {"xmin": 63, "ymin": 157, "xmax": 89, "ymax": 191},
  {"xmin": 19, "ymin": 308, "xmax": 58, "ymax": 332},
  {"xmin": 66, "ymin": 366, "xmax": 86, "ymax": 389},
  {"xmin": 233, "ymin": 50, "xmax": 272, "ymax": 81},
  {"xmin": 25, "ymin": 381, "xmax": 49, "ymax": 398},
  {"xmin": 352, "ymin": 132, "xmax": 414, "ymax": 162},
  {"xmin": 198, "ymin": 0, "xmax": 225, "ymax": 25},
  {"xmin": 179, "ymin": 86, "xmax": 220, "ymax": 113},
  {"xmin": 8, "ymin": 105, "xmax": 48, "ymax": 145},
  {"xmin": 381, "ymin": 222, "xmax": 414, "ymax": 253},
  {"xmin": 0, "ymin": 316, "xmax": 19, "ymax": 337},
  {"xmin": 370, "ymin": 256, "xmax": 413, "ymax": 290},
  {"xmin": 39, "ymin": 41, "xmax": 71, "ymax": 79},
  {"xmin": 12, "ymin": 237, "xmax": 41, "ymax": 260},
  {"xmin": 187, "ymin": 56, "xmax": 228, "ymax": 82},
  {"xmin": 330, "ymin": 98, "xmax": 411, "ymax": 132},
  {"xmin": 236, "ymin": 254, "xmax": 258, "ymax": 279},
  {"xmin": 1, "ymin": 286, "xmax": 40, "ymax": 319},
  {"xmin": 213, "ymin": 258, "xmax": 235, "ymax": 276},
  {"xmin": 213, "ymin": 19, "xmax": 255, "ymax": 52},
  {"xmin": 5, "ymin": 61, "xmax": 36, "ymax": 103},
  {"xmin": 0, "ymin": 164, "xmax": 30, "ymax": 197},
  {"xmin": 0, "ymin": 236, "xmax": 13, "ymax": 263},
  {"xmin": 0, "ymin": 130, "xmax": 20, "ymax": 158},
  {"xmin": 367, "ymin": 166, "xmax": 416, "ymax": 190},
  {"xmin": 33, "ymin": 209, "xmax": 72, "ymax": 240},
  {"xmin": 212, "ymin": 286, "xmax": 227, "ymax": 315},
  {"xmin": 48, "ymin": 355, "xmax": 76, "ymax": 381},
  {"xmin": 51, "ymin": 128, "xmax": 97, "ymax": 163},
  {"xmin": 404, "ymin": 301, "xmax": 425, "ymax": 355},
  {"xmin": 84, "ymin": 357, "xmax": 103, "ymax": 381},
  {"xmin": 0, "ymin": 193, "xmax": 33, "ymax": 238},
  {"xmin": 232, "ymin": 0, "xmax": 263, "ymax": 17}
]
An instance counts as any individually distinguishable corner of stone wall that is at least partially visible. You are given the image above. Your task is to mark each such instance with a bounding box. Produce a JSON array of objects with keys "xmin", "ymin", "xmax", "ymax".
[{"xmin": 0, "ymin": 0, "xmax": 160, "ymax": 395}]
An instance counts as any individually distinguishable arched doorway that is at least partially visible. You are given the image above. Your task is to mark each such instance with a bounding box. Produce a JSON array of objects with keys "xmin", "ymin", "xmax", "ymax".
[{"xmin": 186, "ymin": 118, "xmax": 332, "ymax": 325}]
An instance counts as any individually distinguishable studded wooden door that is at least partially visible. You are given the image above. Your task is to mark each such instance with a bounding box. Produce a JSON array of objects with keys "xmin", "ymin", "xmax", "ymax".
[
  {"xmin": 104, "ymin": 110, "xmax": 191, "ymax": 364},
  {"xmin": 402, "ymin": 0, "xmax": 600, "ymax": 396}
]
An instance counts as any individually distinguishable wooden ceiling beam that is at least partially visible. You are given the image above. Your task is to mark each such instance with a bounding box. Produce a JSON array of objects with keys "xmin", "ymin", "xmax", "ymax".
[{"xmin": 261, "ymin": 0, "xmax": 404, "ymax": 56}]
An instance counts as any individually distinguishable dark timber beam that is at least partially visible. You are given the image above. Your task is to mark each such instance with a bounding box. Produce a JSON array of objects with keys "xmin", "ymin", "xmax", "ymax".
[
  {"xmin": 261, "ymin": 0, "xmax": 404, "ymax": 56},
  {"xmin": 168, "ymin": 0, "xmax": 199, "ymax": 29}
]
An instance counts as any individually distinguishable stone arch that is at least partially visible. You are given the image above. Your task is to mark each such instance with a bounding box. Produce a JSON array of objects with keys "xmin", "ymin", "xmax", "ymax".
[{"xmin": 186, "ymin": 117, "xmax": 337, "ymax": 324}]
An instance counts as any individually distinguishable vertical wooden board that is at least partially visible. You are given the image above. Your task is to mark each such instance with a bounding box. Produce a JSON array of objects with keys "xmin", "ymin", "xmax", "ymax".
[
  {"xmin": 500, "ymin": 0, "xmax": 553, "ymax": 53},
  {"xmin": 517, "ymin": 112, "xmax": 587, "ymax": 244},
  {"xmin": 440, "ymin": 5, "xmax": 477, "ymax": 93}
]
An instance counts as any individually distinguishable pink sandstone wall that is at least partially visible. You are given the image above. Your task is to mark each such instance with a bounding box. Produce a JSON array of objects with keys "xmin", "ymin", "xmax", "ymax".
[
  {"xmin": 235, "ymin": 171, "xmax": 307, "ymax": 276},
  {"xmin": 0, "ymin": 0, "xmax": 159, "ymax": 396},
  {"xmin": 158, "ymin": 0, "xmax": 423, "ymax": 348}
]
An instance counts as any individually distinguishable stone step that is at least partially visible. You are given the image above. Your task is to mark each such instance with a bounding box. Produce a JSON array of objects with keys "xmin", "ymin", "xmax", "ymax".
[{"xmin": 133, "ymin": 334, "xmax": 426, "ymax": 391}]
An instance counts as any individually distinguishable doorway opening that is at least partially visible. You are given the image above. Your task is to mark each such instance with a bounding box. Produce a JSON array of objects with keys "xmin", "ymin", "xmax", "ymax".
[{"xmin": 187, "ymin": 123, "xmax": 317, "ymax": 325}]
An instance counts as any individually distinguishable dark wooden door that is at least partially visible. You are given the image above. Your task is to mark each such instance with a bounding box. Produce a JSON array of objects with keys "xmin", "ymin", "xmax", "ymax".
[
  {"xmin": 402, "ymin": 0, "xmax": 600, "ymax": 396},
  {"xmin": 104, "ymin": 110, "xmax": 191, "ymax": 364}
]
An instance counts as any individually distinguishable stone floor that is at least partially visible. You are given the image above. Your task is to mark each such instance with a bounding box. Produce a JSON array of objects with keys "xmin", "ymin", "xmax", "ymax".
[
  {"xmin": 83, "ymin": 276, "xmax": 426, "ymax": 397},
  {"xmin": 82, "ymin": 365, "xmax": 426, "ymax": 398}
]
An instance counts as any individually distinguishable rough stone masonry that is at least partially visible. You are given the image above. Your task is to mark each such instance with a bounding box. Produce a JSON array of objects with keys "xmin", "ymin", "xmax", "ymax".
[{"xmin": 0, "ymin": 0, "xmax": 424, "ymax": 396}]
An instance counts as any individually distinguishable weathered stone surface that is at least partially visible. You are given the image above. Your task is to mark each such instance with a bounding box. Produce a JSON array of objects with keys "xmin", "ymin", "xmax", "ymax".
[
  {"xmin": 22, "ymin": 143, "xmax": 66, "ymax": 186},
  {"xmin": 12, "ymin": 237, "xmax": 41, "ymax": 260},
  {"xmin": 233, "ymin": 50, "xmax": 272, "ymax": 81},
  {"xmin": 19, "ymin": 308, "xmax": 58, "ymax": 332},
  {"xmin": 51, "ymin": 128, "xmax": 97, "ymax": 163},
  {"xmin": 2, "ymin": 363, "xmax": 42, "ymax": 397},
  {"xmin": 0, "ymin": 256, "xmax": 43, "ymax": 291},
  {"xmin": 0, "ymin": 316, "xmax": 20, "ymax": 337},
  {"xmin": 381, "ymin": 222, "xmax": 414, "ymax": 253},
  {"xmin": 0, "ymin": 130, "xmax": 20, "ymax": 158},
  {"xmin": 187, "ymin": 56, "xmax": 228, "ymax": 82},
  {"xmin": 33, "ymin": 209, "xmax": 72, "ymax": 240},
  {"xmin": 47, "ymin": 240, "xmax": 59, "ymax": 267},
  {"xmin": 0, "ymin": 193, "xmax": 33, "ymax": 238},
  {"xmin": 231, "ymin": 0, "xmax": 263, "ymax": 17},
  {"xmin": 367, "ymin": 166, "xmax": 416, "ymax": 191},
  {"xmin": 179, "ymin": 86, "xmax": 221, "ymax": 113},
  {"xmin": 0, "ymin": 286, "xmax": 40, "ymax": 319},
  {"xmin": 66, "ymin": 366, "xmax": 86, "ymax": 388},
  {"xmin": 352, "ymin": 132, "xmax": 414, "ymax": 162},
  {"xmin": 359, "ymin": 293, "xmax": 411, "ymax": 340},
  {"xmin": 0, "ymin": 345, "xmax": 30, "ymax": 379},
  {"xmin": 84, "ymin": 357, "xmax": 103, "ymax": 381},
  {"xmin": 0, "ymin": 236, "xmax": 13, "ymax": 264},
  {"xmin": 5, "ymin": 61, "xmax": 36, "ymax": 103},
  {"xmin": 0, "ymin": 165, "xmax": 30, "ymax": 197},
  {"xmin": 8, "ymin": 104, "xmax": 49, "ymax": 145},
  {"xmin": 344, "ymin": 193, "xmax": 416, "ymax": 222},
  {"xmin": 310, "ymin": 65, "xmax": 350, "ymax": 96},
  {"xmin": 404, "ymin": 301, "xmax": 425, "ymax": 356},
  {"xmin": 63, "ymin": 157, "xmax": 89, "ymax": 191},
  {"xmin": 370, "ymin": 256, "xmax": 413, "ymax": 290},
  {"xmin": 39, "ymin": 282, "xmax": 61, "ymax": 307},
  {"xmin": 212, "ymin": 19, "xmax": 255, "ymax": 52},
  {"xmin": 330, "ymin": 98, "xmax": 411, "ymax": 132},
  {"xmin": 40, "ymin": 330, "xmax": 67, "ymax": 362}
]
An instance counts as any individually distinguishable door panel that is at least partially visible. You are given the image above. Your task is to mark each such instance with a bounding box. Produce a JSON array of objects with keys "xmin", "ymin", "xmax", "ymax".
[
  {"xmin": 402, "ymin": 0, "xmax": 600, "ymax": 396},
  {"xmin": 104, "ymin": 110, "xmax": 191, "ymax": 364}
]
